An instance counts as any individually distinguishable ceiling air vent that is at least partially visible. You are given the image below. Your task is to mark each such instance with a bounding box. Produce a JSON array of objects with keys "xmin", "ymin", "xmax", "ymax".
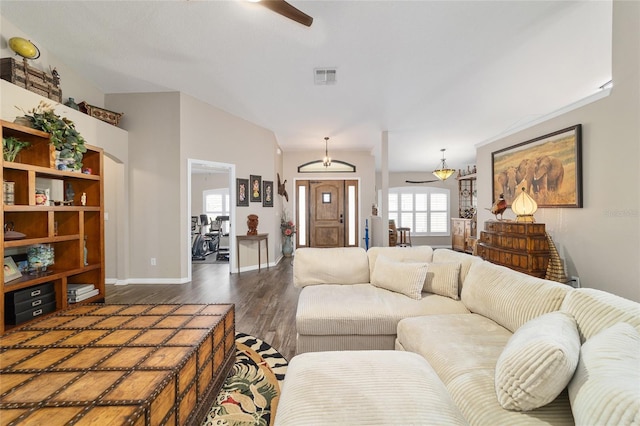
[{"xmin": 314, "ymin": 68, "xmax": 337, "ymax": 85}]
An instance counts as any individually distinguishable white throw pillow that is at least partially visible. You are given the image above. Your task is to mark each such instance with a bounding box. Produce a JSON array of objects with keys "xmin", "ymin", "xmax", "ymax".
[
  {"xmin": 371, "ymin": 255, "xmax": 428, "ymax": 300},
  {"xmin": 423, "ymin": 262, "xmax": 461, "ymax": 300},
  {"xmin": 495, "ymin": 311, "xmax": 580, "ymax": 411},
  {"xmin": 569, "ymin": 322, "xmax": 640, "ymax": 426}
]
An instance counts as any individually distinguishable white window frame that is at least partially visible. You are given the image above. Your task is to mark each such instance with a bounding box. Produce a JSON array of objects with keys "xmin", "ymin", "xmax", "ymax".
[
  {"xmin": 203, "ymin": 188, "xmax": 230, "ymax": 233},
  {"xmin": 388, "ymin": 186, "xmax": 450, "ymax": 236}
]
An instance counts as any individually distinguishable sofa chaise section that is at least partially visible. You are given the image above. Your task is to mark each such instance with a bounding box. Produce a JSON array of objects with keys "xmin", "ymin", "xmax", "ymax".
[{"xmin": 294, "ymin": 246, "xmax": 472, "ymax": 353}]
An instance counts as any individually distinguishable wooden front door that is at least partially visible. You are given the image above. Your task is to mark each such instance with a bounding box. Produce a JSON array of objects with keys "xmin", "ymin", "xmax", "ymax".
[
  {"xmin": 310, "ymin": 180, "xmax": 344, "ymax": 247},
  {"xmin": 296, "ymin": 180, "xmax": 358, "ymax": 248}
]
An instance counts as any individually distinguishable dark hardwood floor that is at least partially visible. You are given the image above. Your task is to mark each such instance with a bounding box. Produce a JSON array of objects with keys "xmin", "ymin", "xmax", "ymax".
[{"xmin": 105, "ymin": 260, "xmax": 300, "ymax": 361}]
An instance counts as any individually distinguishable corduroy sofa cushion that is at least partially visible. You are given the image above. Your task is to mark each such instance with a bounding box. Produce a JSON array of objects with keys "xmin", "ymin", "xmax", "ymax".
[
  {"xmin": 568, "ymin": 322, "xmax": 640, "ymax": 425},
  {"xmin": 275, "ymin": 351, "xmax": 467, "ymax": 426},
  {"xmin": 495, "ymin": 311, "xmax": 580, "ymax": 411},
  {"xmin": 297, "ymin": 284, "xmax": 469, "ymax": 336},
  {"xmin": 293, "ymin": 247, "xmax": 369, "ymax": 288},
  {"xmin": 396, "ymin": 314, "xmax": 575, "ymax": 425},
  {"xmin": 432, "ymin": 248, "xmax": 483, "ymax": 294},
  {"xmin": 370, "ymin": 255, "xmax": 428, "ymax": 299},
  {"xmin": 560, "ymin": 287, "xmax": 640, "ymax": 343},
  {"xmin": 366, "ymin": 245, "xmax": 433, "ymax": 277},
  {"xmin": 461, "ymin": 261, "xmax": 571, "ymax": 333}
]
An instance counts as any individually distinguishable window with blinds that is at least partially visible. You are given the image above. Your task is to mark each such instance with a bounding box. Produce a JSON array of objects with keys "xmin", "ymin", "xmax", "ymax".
[{"xmin": 388, "ymin": 187, "xmax": 450, "ymax": 236}]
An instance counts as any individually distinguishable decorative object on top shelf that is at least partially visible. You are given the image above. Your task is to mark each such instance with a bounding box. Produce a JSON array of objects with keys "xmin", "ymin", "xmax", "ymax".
[
  {"xmin": 50, "ymin": 67, "xmax": 60, "ymax": 87},
  {"xmin": 492, "ymin": 124, "xmax": 582, "ymax": 208},
  {"xmin": 27, "ymin": 244, "xmax": 54, "ymax": 273},
  {"xmin": 1, "ymin": 57, "xmax": 62, "ymax": 102},
  {"xmin": 64, "ymin": 97, "xmax": 80, "ymax": 110},
  {"xmin": 247, "ymin": 214, "xmax": 259, "ymax": 236},
  {"xmin": 2, "ymin": 136, "xmax": 29, "ymax": 162},
  {"xmin": 432, "ymin": 148, "xmax": 456, "ymax": 181},
  {"xmin": 78, "ymin": 101, "xmax": 124, "ymax": 127},
  {"xmin": 8, "ymin": 37, "xmax": 40, "ymax": 60},
  {"xmin": 486, "ymin": 194, "xmax": 507, "ymax": 221},
  {"xmin": 18, "ymin": 101, "xmax": 87, "ymax": 171},
  {"xmin": 511, "ymin": 187, "xmax": 538, "ymax": 223}
]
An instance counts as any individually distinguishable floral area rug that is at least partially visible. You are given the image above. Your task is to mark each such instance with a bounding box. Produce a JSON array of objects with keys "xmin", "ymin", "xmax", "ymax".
[{"xmin": 203, "ymin": 332, "xmax": 288, "ymax": 426}]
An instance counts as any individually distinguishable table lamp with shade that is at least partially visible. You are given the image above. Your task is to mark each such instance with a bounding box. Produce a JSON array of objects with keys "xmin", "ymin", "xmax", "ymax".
[{"xmin": 511, "ymin": 187, "xmax": 538, "ymax": 223}]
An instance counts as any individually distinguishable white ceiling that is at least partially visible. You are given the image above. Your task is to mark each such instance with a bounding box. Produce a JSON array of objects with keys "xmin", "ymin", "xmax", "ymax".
[{"xmin": 0, "ymin": 1, "xmax": 612, "ymax": 173}]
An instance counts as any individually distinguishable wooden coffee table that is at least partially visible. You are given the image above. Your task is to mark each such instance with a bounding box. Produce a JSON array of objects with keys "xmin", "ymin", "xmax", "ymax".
[{"xmin": 0, "ymin": 303, "xmax": 235, "ymax": 425}]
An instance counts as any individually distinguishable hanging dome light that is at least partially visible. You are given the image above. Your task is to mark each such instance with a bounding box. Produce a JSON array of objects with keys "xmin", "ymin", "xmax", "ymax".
[
  {"xmin": 511, "ymin": 186, "xmax": 538, "ymax": 222},
  {"xmin": 432, "ymin": 148, "xmax": 456, "ymax": 181}
]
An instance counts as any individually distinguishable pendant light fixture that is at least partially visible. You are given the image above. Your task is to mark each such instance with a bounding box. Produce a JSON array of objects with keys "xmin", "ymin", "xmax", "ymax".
[
  {"xmin": 432, "ymin": 148, "xmax": 456, "ymax": 181},
  {"xmin": 297, "ymin": 136, "xmax": 357, "ymax": 173},
  {"xmin": 322, "ymin": 137, "xmax": 332, "ymax": 167}
]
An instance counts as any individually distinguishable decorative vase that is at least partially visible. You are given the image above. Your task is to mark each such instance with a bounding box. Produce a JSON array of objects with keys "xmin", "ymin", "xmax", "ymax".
[
  {"xmin": 282, "ymin": 235, "xmax": 294, "ymax": 257},
  {"xmin": 64, "ymin": 97, "xmax": 79, "ymax": 110}
]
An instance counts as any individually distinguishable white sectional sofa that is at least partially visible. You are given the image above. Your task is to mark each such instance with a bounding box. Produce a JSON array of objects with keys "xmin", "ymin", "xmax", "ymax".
[{"xmin": 284, "ymin": 246, "xmax": 640, "ymax": 425}]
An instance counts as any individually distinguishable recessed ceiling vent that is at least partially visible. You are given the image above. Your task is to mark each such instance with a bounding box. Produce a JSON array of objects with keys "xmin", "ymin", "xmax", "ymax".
[{"xmin": 314, "ymin": 68, "xmax": 337, "ymax": 85}]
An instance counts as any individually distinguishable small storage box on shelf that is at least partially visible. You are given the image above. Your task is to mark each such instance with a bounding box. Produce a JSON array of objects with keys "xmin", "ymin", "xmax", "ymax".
[{"xmin": 1, "ymin": 119, "xmax": 104, "ymax": 334}]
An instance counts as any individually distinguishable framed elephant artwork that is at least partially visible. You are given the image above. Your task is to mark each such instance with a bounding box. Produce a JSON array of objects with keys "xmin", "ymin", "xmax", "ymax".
[{"xmin": 492, "ymin": 124, "xmax": 582, "ymax": 208}]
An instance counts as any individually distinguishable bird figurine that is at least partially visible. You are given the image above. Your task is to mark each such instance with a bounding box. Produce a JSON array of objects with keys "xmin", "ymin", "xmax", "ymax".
[
  {"xmin": 277, "ymin": 173, "xmax": 289, "ymax": 202},
  {"xmin": 487, "ymin": 193, "xmax": 507, "ymax": 220}
]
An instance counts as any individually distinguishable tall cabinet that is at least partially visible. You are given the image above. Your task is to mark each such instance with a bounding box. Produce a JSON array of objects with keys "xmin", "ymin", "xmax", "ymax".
[
  {"xmin": 451, "ymin": 172, "xmax": 477, "ymax": 253},
  {"xmin": 1, "ymin": 120, "xmax": 104, "ymax": 334}
]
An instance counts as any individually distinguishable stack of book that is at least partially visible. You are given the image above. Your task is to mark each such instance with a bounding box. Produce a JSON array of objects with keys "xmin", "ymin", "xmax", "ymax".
[{"xmin": 67, "ymin": 283, "xmax": 99, "ymax": 303}]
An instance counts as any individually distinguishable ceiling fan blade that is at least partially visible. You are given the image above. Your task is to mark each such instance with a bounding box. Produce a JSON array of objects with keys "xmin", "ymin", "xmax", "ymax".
[
  {"xmin": 405, "ymin": 180, "xmax": 439, "ymax": 184},
  {"xmin": 260, "ymin": 0, "xmax": 313, "ymax": 27}
]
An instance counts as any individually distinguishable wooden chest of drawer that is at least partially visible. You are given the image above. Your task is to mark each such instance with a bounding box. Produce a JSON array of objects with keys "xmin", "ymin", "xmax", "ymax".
[{"xmin": 477, "ymin": 220, "xmax": 550, "ymax": 278}]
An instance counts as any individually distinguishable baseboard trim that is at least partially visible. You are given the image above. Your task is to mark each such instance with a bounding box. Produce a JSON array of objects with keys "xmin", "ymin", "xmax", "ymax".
[{"xmin": 105, "ymin": 277, "xmax": 191, "ymax": 285}]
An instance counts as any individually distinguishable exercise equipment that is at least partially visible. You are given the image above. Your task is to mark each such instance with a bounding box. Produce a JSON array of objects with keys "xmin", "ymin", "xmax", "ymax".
[{"xmin": 191, "ymin": 215, "xmax": 219, "ymax": 261}]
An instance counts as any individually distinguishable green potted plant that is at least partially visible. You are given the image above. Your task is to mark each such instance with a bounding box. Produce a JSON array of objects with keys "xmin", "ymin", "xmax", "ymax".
[
  {"xmin": 19, "ymin": 101, "xmax": 87, "ymax": 171},
  {"xmin": 2, "ymin": 136, "xmax": 30, "ymax": 162}
]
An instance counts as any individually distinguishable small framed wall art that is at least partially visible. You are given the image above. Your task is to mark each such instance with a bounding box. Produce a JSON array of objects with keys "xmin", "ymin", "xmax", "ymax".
[
  {"xmin": 237, "ymin": 178, "xmax": 249, "ymax": 207},
  {"xmin": 263, "ymin": 180, "xmax": 274, "ymax": 207},
  {"xmin": 250, "ymin": 175, "xmax": 262, "ymax": 202}
]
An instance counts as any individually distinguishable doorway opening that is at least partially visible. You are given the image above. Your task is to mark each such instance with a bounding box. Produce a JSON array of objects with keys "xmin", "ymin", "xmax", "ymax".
[{"xmin": 187, "ymin": 159, "xmax": 236, "ymax": 280}]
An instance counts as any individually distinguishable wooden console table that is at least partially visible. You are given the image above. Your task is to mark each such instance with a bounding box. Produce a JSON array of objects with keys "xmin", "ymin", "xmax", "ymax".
[
  {"xmin": 0, "ymin": 303, "xmax": 235, "ymax": 425},
  {"xmin": 236, "ymin": 233, "xmax": 269, "ymax": 273}
]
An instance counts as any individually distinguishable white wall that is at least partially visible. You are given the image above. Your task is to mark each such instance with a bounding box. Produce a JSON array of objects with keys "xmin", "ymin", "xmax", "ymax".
[{"xmin": 476, "ymin": 1, "xmax": 639, "ymax": 301}]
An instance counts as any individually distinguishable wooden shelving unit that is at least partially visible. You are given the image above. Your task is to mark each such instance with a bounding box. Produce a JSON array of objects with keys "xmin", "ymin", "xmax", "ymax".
[
  {"xmin": 452, "ymin": 172, "xmax": 477, "ymax": 253},
  {"xmin": 1, "ymin": 119, "xmax": 104, "ymax": 334}
]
